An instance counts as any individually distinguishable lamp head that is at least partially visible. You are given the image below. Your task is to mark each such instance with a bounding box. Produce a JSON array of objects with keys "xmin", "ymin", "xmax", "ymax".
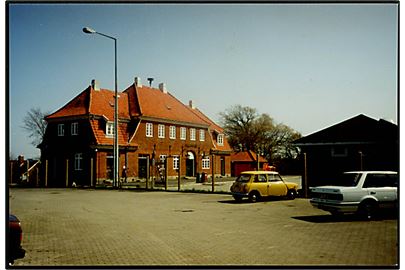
[{"xmin": 83, "ymin": 27, "xmax": 96, "ymax": 34}]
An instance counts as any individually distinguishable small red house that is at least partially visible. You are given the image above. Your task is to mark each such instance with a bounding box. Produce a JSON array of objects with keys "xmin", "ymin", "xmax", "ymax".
[
  {"xmin": 39, "ymin": 78, "xmax": 232, "ymax": 187},
  {"xmin": 230, "ymin": 150, "xmax": 267, "ymax": 176}
]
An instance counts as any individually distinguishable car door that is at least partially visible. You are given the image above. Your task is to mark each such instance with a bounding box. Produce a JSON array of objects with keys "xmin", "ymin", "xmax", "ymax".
[
  {"xmin": 268, "ymin": 173, "xmax": 288, "ymax": 196},
  {"xmin": 252, "ymin": 174, "xmax": 268, "ymax": 196},
  {"xmin": 362, "ymin": 173, "xmax": 398, "ymax": 208}
]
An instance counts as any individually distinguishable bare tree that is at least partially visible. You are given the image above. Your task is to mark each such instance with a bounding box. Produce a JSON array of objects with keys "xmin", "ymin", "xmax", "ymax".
[
  {"xmin": 220, "ymin": 105, "xmax": 301, "ymax": 162},
  {"xmin": 21, "ymin": 107, "xmax": 49, "ymax": 147}
]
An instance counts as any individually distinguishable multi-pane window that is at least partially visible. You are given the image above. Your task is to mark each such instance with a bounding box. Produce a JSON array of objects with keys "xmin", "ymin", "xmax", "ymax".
[
  {"xmin": 106, "ymin": 122, "xmax": 114, "ymax": 137},
  {"xmin": 146, "ymin": 123, "xmax": 153, "ymax": 137},
  {"xmin": 173, "ymin": 155, "xmax": 180, "ymax": 170},
  {"xmin": 180, "ymin": 127, "xmax": 187, "ymax": 140},
  {"xmin": 158, "ymin": 124, "xmax": 165, "ymax": 138},
  {"xmin": 199, "ymin": 129, "xmax": 205, "ymax": 141},
  {"xmin": 160, "ymin": 155, "xmax": 167, "ymax": 163},
  {"xmin": 58, "ymin": 124, "xmax": 64, "ymax": 136},
  {"xmin": 217, "ymin": 134, "xmax": 224, "ymax": 146},
  {"xmin": 74, "ymin": 153, "xmax": 83, "ymax": 171},
  {"xmin": 169, "ymin": 126, "xmax": 176, "ymax": 139},
  {"xmin": 71, "ymin": 122, "xmax": 78, "ymax": 135},
  {"xmin": 190, "ymin": 128, "xmax": 196, "ymax": 141},
  {"xmin": 202, "ymin": 157, "xmax": 210, "ymax": 169}
]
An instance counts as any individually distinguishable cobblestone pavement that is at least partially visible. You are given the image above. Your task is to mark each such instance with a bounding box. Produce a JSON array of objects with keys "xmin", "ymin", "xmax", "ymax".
[{"xmin": 9, "ymin": 188, "xmax": 398, "ymax": 267}]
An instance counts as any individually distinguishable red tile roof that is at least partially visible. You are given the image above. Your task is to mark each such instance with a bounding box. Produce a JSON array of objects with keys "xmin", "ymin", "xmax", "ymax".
[
  {"xmin": 124, "ymin": 84, "xmax": 209, "ymax": 126},
  {"xmin": 46, "ymin": 86, "xmax": 130, "ymax": 120},
  {"xmin": 231, "ymin": 151, "xmax": 266, "ymax": 162}
]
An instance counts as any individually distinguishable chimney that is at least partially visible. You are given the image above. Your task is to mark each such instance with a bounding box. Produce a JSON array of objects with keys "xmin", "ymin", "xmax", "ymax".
[
  {"xmin": 159, "ymin": 83, "xmax": 167, "ymax": 93},
  {"xmin": 189, "ymin": 100, "xmax": 196, "ymax": 109},
  {"xmin": 147, "ymin": 78, "xmax": 154, "ymax": 87},
  {"xmin": 91, "ymin": 79, "xmax": 100, "ymax": 91},
  {"xmin": 134, "ymin": 77, "xmax": 142, "ymax": 87}
]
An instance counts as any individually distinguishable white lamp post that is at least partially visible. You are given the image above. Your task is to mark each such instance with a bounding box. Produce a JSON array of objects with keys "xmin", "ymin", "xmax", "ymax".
[{"xmin": 83, "ymin": 27, "xmax": 119, "ymax": 188}]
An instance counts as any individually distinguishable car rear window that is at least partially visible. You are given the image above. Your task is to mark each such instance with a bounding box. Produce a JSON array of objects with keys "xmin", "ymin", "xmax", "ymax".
[
  {"xmin": 236, "ymin": 174, "xmax": 251, "ymax": 183},
  {"xmin": 337, "ymin": 173, "xmax": 362, "ymax": 187}
]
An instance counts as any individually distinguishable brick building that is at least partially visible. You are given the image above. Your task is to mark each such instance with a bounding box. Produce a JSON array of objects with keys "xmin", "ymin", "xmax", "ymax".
[{"xmin": 39, "ymin": 78, "xmax": 232, "ymax": 187}]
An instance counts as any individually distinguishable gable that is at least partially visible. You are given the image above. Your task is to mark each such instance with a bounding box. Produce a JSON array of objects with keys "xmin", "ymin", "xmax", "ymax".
[{"xmin": 295, "ymin": 114, "xmax": 398, "ymax": 145}]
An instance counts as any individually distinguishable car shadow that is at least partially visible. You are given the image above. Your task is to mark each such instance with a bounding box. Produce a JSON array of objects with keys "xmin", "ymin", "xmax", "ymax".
[
  {"xmin": 218, "ymin": 197, "xmax": 289, "ymax": 204},
  {"xmin": 293, "ymin": 211, "xmax": 398, "ymax": 223}
]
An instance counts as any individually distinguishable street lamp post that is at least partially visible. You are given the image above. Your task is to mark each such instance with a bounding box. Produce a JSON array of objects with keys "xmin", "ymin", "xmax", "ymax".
[{"xmin": 83, "ymin": 27, "xmax": 119, "ymax": 188}]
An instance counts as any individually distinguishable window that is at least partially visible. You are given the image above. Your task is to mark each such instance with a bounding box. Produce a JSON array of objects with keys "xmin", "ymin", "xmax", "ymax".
[
  {"xmin": 71, "ymin": 122, "xmax": 78, "ymax": 135},
  {"xmin": 217, "ymin": 134, "xmax": 224, "ymax": 146},
  {"xmin": 202, "ymin": 157, "xmax": 210, "ymax": 169},
  {"xmin": 106, "ymin": 122, "xmax": 114, "ymax": 137},
  {"xmin": 180, "ymin": 127, "xmax": 187, "ymax": 140},
  {"xmin": 160, "ymin": 155, "xmax": 167, "ymax": 163},
  {"xmin": 254, "ymin": 174, "xmax": 267, "ymax": 182},
  {"xmin": 173, "ymin": 155, "xmax": 180, "ymax": 170},
  {"xmin": 146, "ymin": 123, "xmax": 153, "ymax": 137},
  {"xmin": 74, "ymin": 153, "xmax": 83, "ymax": 171},
  {"xmin": 158, "ymin": 124, "xmax": 165, "ymax": 138},
  {"xmin": 363, "ymin": 174, "xmax": 398, "ymax": 188},
  {"xmin": 169, "ymin": 126, "xmax": 176, "ymax": 139},
  {"xmin": 58, "ymin": 124, "xmax": 64, "ymax": 136},
  {"xmin": 190, "ymin": 128, "xmax": 196, "ymax": 141},
  {"xmin": 199, "ymin": 129, "xmax": 205, "ymax": 141}
]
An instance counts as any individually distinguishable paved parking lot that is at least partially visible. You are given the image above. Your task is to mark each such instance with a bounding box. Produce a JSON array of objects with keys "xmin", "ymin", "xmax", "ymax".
[{"xmin": 9, "ymin": 188, "xmax": 398, "ymax": 267}]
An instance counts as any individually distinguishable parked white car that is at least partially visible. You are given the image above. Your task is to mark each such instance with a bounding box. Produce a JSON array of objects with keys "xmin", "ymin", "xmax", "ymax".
[{"xmin": 310, "ymin": 171, "xmax": 398, "ymax": 219}]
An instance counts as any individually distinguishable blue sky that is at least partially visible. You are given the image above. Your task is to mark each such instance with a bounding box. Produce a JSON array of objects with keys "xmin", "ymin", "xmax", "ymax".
[{"xmin": 8, "ymin": 3, "xmax": 398, "ymax": 158}]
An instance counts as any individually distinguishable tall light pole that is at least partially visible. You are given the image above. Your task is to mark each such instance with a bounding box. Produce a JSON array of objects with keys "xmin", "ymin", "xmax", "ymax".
[{"xmin": 83, "ymin": 27, "xmax": 119, "ymax": 188}]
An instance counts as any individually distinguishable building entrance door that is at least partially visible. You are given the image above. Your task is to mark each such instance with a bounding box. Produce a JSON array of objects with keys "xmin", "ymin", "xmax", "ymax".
[
  {"xmin": 106, "ymin": 155, "xmax": 113, "ymax": 180},
  {"xmin": 138, "ymin": 156, "xmax": 148, "ymax": 179},
  {"xmin": 186, "ymin": 151, "xmax": 195, "ymax": 177},
  {"xmin": 221, "ymin": 157, "xmax": 225, "ymax": 176}
]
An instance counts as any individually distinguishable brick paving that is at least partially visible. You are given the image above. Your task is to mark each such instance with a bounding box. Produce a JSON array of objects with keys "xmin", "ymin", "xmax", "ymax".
[{"xmin": 9, "ymin": 188, "xmax": 398, "ymax": 267}]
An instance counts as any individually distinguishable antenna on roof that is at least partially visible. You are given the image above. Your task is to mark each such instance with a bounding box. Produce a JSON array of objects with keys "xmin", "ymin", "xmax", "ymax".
[{"xmin": 147, "ymin": 78, "xmax": 154, "ymax": 87}]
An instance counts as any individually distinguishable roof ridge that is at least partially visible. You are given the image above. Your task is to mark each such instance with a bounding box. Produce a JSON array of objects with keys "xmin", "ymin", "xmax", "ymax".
[{"xmin": 45, "ymin": 86, "xmax": 91, "ymax": 119}]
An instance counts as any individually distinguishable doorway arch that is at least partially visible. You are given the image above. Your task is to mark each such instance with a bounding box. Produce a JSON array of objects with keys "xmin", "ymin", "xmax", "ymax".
[{"xmin": 185, "ymin": 151, "xmax": 195, "ymax": 177}]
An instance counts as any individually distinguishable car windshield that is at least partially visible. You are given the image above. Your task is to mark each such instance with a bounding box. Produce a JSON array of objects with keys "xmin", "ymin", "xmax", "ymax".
[
  {"xmin": 236, "ymin": 174, "xmax": 251, "ymax": 183},
  {"xmin": 336, "ymin": 173, "xmax": 361, "ymax": 187}
]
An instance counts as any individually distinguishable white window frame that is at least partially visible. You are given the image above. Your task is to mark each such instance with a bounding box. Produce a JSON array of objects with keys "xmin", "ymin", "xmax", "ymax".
[
  {"xmin": 158, "ymin": 124, "xmax": 165, "ymax": 138},
  {"xmin": 173, "ymin": 155, "xmax": 180, "ymax": 170},
  {"xmin": 217, "ymin": 134, "xmax": 224, "ymax": 146},
  {"xmin": 160, "ymin": 155, "xmax": 167, "ymax": 162},
  {"xmin": 180, "ymin": 127, "xmax": 187, "ymax": 140},
  {"xmin": 146, "ymin": 123, "xmax": 153, "ymax": 137},
  {"xmin": 169, "ymin": 126, "xmax": 176, "ymax": 139},
  {"xmin": 190, "ymin": 128, "xmax": 196, "ymax": 141},
  {"xmin": 199, "ymin": 129, "xmax": 205, "ymax": 141},
  {"xmin": 106, "ymin": 122, "xmax": 114, "ymax": 137},
  {"xmin": 58, "ymin": 124, "xmax": 64, "ymax": 136},
  {"xmin": 74, "ymin": 153, "xmax": 83, "ymax": 171},
  {"xmin": 71, "ymin": 122, "xmax": 78, "ymax": 136},
  {"xmin": 202, "ymin": 156, "xmax": 210, "ymax": 169}
]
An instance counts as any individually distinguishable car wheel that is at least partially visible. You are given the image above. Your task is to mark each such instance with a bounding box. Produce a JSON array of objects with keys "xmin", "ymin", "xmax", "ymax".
[
  {"xmin": 358, "ymin": 200, "xmax": 378, "ymax": 220},
  {"xmin": 287, "ymin": 189, "xmax": 297, "ymax": 200},
  {"xmin": 248, "ymin": 191, "xmax": 260, "ymax": 203},
  {"xmin": 233, "ymin": 195, "xmax": 243, "ymax": 202}
]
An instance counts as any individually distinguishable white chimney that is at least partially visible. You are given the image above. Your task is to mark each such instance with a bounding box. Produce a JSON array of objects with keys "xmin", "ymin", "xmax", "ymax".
[
  {"xmin": 159, "ymin": 83, "xmax": 167, "ymax": 93},
  {"xmin": 189, "ymin": 100, "xmax": 196, "ymax": 109},
  {"xmin": 134, "ymin": 77, "xmax": 142, "ymax": 87},
  {"xmin": 91, "ymin": 79, "xmax": 100, "ymax": 91}
]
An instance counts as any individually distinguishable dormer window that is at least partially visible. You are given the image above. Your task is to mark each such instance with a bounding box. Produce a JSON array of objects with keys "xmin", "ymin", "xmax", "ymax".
[
  {"xmin": 217, "ymin": 134, "xmax": 224, "ymax": 146},
  {"xmin": 106, "ymin": 122, "xmax": 114, "ymax": 137},
  {"xmin": 58, "ymin": 124, "xmax": 65, "ymax": 136}
]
